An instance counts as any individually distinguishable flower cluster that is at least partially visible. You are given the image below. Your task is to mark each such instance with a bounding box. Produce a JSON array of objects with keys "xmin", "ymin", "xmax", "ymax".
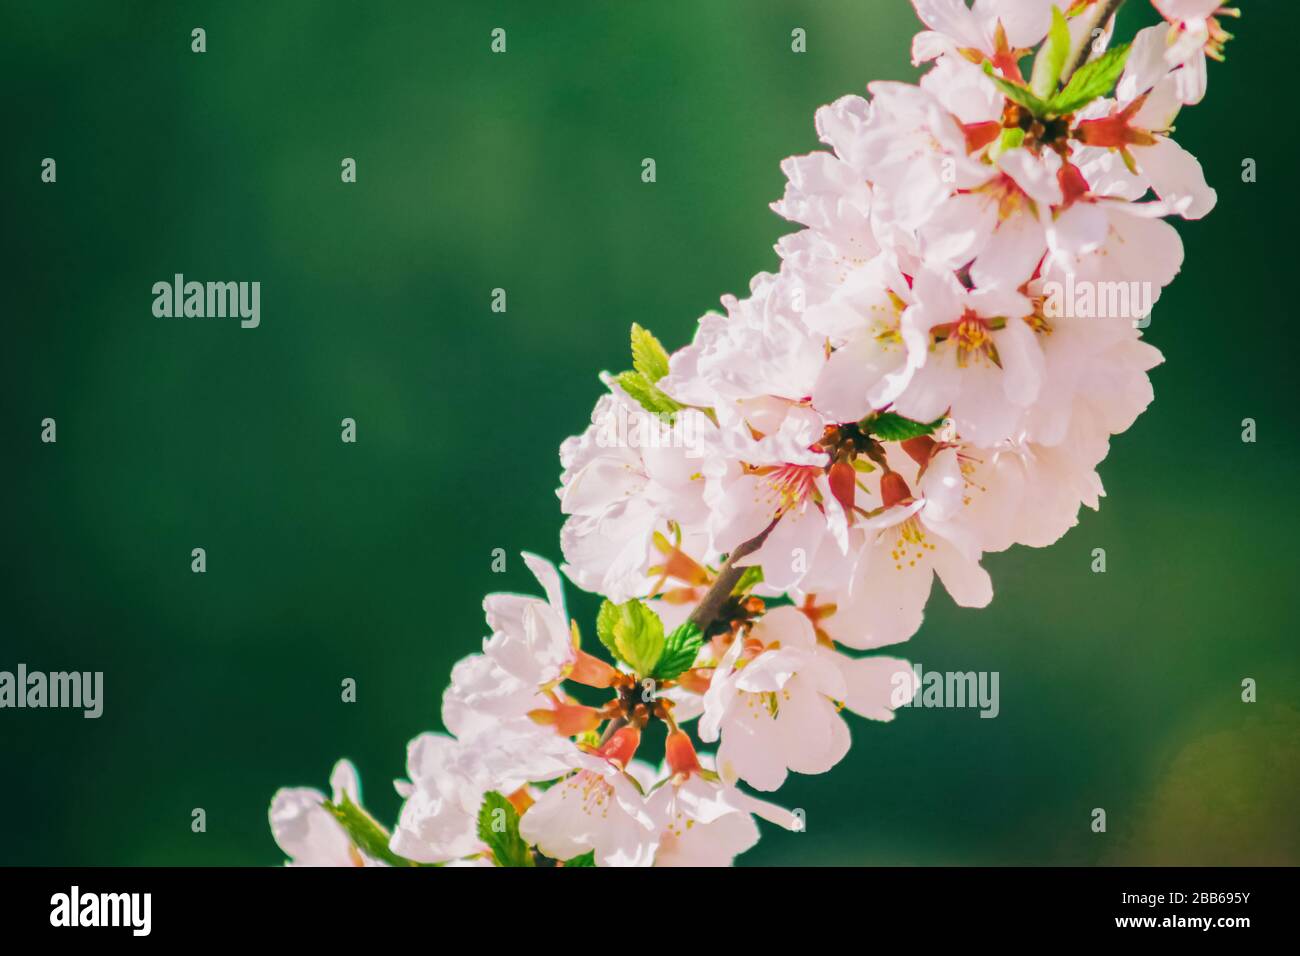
[{"xmin": 271, "ymin": 0, "xmax": 1232, "ymax": 867}]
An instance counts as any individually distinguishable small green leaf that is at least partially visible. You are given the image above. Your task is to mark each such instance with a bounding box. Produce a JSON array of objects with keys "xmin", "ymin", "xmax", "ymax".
[
  {"xmin": 323, "ymin": 794, "xmax": 427, "ymax": 867},
  {"xmin": 615, "ymin": 370, "xmax": 683, "ymax": 418},
  {"xmin": 595, "ymin": 599, "xmax": 666, "ymax": 676},
  {"xmin": 653, "ymin": 621, "xmax": 704, "ymax": 682},
  {"xmin": 983, "ymin": 63, "xmax": 1050, "ymax": 117},
  {"xmin": 594, "ymin": 600, "xmax": 623, "ymax": 662},
  {"xmin": 563, "ymin": 851, "xmax": 596, "ymax": 867},
  {"xmin": 630, "ymin": 323, "xmax": 671, "ymax": 384},
  {"xmin": 863, "ymin": 412, "xmax": 946, "ymax": 442},
  {"xmin": 730, "ymin": 564, "xmax": 764, "ymax": 596},
  {"xmin": 476, "ymin": 791, "xmax": 534, "ymax": 867},
  {"xmin": 991, "ymin": 126, "xmax": 1026, "ymax": 159},
  {"xmin": 1030, "ymin": 6, "xmax": 1071, "ymax": 99},
  {"xmin": 1048, "ymin": 42, "xmax": 1130, "ymax": 115}
]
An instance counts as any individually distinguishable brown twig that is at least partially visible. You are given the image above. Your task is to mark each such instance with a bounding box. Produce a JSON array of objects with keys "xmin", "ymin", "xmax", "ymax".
[
  {"xmin": 686, "ymin": 520, "xmax": 778, "ymax": 634},
  {"xmin": 1062, "ymin": 0, "xmax": 1127, "ymax": 82},
  {"xmin": 597, "ymin": 716, "xmax": 625, "ymax": 745}
]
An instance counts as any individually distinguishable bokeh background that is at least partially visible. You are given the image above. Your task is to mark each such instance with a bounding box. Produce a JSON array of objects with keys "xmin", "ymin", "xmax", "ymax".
[{"xmin": 3, "ymin": 0, "xmax": 1296, "ymax": 866}]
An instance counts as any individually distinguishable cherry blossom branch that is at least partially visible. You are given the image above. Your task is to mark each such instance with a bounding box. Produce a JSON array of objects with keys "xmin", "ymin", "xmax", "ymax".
[
  {"xmin": 686, "ymin": 520, "xmax": 778, "ymax": 635},
  {"xmin": 271, "ymin": 0, "xmax": 1231, "ymax": 870}
]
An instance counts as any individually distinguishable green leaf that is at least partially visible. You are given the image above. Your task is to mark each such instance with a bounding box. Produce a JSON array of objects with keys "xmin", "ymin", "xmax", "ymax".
[
  {"xmin": 595, "ymin": 599, "xmax": 665, "ymax": 676},
  {"xmin": 863, "ymin": 412, "xmax": 946, "ymax": 442},
  {"xmin": 1030, "ymin": 6, "xmax": 1071, "ymax": 99},
  {"xmin": 563, "ymin": 851, "xmax": 596, "ymax": 867},
  {"xmin": 594, "ymin": 600, "xmax": 624, "ymax": 662},
  {"xmin": 1047, "ymin": 42, "xmax": 1130, "ymax": 115},
  {"xmin": 983, "ymin": 63, "xmax": 1050, "ymax": 117},
  {"xmin": 323, "ymin": 794, "xmax": 427, "ymax": 867},
  {"xmin": 653, "ymin": 621, "xmax": 704, "ymax": 682},
  {"xmin": 476, "ymin": 791, "xmax": 534, "ymax": 867},
  {"xmin": 630, "ymin": 323, "xmax": 671, "ymax": 384},
  {"xmin": 615, "ymin": 370, "xmax": 683, "ymax": 418},
  {"xmin": 991, "ymin": 126, "xmax": 1026, "ymax": 159},
  {"xmin": 730, "ymin": 564, "xmax": 764, "ymax": 596}
]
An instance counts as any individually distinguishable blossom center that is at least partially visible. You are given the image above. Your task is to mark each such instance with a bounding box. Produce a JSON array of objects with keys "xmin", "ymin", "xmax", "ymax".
[
  {"xmin": 889, "ymin": 516, "xmax": 937, "ymax": 570},
  {"xmin": 560, "ymin": 771, "xmax": 616, "ymax": 819},
  {"xmin": 950, "ymin": 312, "xmax": 1001, "ymax": 367},
  {"xmin": 765, "ymin": 464, "xmax": 818, "ymax": 513}
]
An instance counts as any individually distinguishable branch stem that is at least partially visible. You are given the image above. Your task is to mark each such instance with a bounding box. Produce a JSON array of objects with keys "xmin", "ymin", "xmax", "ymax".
[
  {"xmin": 686, "ymin": 520, "xmax": 778, "ymax": 634},
  {"xmin": 598, "ymin": 717, "xmax": 625, "ymax": 745},
  {"xmin": 1063, "ymin": 0, "xmax": 1127, "ymax": 81}
]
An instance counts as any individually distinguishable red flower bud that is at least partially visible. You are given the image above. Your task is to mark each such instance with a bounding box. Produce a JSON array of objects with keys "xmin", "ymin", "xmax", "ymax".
[
  {"xmin": 506, "ymin": 787, "xmax": 535, "ymax": 816},
  {"xmin": 528, "ymin": 701, "xmax": 601, "ymax": 737},
  {"xmin": 568, "ymin": 649, "xmax": 618, "ymax": 689},
  {"xmin": 828, "ymin": 460, "xmax": 857, "ymax": 514},
  {"xmin": 676, "ymin": 668, "xmax": 711, "ymax": 694},
  {"xmin": 900, "ymin": 435, "xmax": 937, "ymax": 467},
  {"xmin": 1057, "ymin": 162, "xmax": 1091, "ymax": 207},
  {"xmin": 1073, "ymin": 96, "xmax": 1155, "ymax": 149},
  {"xmin": 664, "ymin": 729, "xmax": 702, "ymax": 777},
  {"xmin": 596, "ymin": 724, "xmax": 641, "ymax": 769},
  {"xmin": 880, "ymin": 471, "xmax": 913, "ymax": 509},
  {"xmin": 963, "ymin": 120, "xmax": 1001, "ymax": 153}
]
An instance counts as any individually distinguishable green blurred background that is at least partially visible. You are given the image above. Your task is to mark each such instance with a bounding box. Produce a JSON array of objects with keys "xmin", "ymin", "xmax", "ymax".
[{"xmin": 2, "ymin": 0, "xmax": 1296, "ymax": 866}]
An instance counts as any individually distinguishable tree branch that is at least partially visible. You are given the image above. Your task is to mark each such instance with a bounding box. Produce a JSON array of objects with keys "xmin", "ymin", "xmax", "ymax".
[
  {"xmin": 1063, "ymin": 0, "xmax": 1127, "ymax": 81},
  {"xmin": 687, "ymin": 520, "xmax": 778, "ymax": 635},
  {"xmin": 598, "ymin": 717, "xmax": 625, "ymax": 745}
]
